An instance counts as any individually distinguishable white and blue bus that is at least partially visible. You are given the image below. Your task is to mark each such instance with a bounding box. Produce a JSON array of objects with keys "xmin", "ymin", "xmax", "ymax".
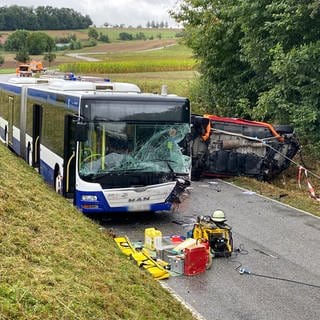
[{"xmin": 0, "ymin": 77, "xmax": 191, "ymax": 213}]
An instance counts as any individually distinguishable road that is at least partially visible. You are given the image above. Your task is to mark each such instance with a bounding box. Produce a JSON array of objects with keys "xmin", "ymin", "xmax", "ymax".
[{"xmin": 98, "ymin": 179, "xmax": 320, "ymax": 320}]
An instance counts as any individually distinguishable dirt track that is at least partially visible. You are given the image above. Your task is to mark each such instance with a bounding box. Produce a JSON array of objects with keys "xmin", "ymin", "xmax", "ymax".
[{"xmin": 82, "ymin": 39, "xmax": 177, "ymax": 53}]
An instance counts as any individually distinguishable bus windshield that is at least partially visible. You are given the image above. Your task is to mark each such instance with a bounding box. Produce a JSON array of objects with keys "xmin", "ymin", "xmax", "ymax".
[{"xmin": 78, "ymin": 122, "xmax": 190, "ymax": 179}]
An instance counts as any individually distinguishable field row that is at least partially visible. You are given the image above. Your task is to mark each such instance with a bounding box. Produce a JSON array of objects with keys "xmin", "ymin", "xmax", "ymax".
[{"xmin": 59, "ymin": 59, "xmax": 196, "ymax": 74}]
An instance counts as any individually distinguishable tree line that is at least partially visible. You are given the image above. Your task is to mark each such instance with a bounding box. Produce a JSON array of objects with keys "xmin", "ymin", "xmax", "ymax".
[
  {"xmin": 0, "ymin": 5, "xmax": 92, "ymax": 30},
  {"xmin": 172, "ymin": 0, "xmax": 320, "ymax": 155},
  {"xmin": 2, "ymin": 30, "xmax": 56, "ymax": 65},
  {"xmin": 0, "ymin": 27, "xmax": 173, "ymax": 65}
]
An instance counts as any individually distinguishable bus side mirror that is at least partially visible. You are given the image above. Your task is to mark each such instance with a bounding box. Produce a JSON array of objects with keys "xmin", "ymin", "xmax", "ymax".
[{"xmin": 76, "ymin": 123, "xmax": 88, "ymax": 142}]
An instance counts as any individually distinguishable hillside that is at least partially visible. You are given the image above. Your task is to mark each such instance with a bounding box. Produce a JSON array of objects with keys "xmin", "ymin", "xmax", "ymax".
[{"xmin": 0, "ymin": 144, "xmax": 195, "ymax": 320}]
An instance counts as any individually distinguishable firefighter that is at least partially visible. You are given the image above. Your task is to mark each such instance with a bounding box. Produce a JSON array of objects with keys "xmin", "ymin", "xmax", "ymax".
[
  {"xmin": 192, "ymin": 210, "xmax": 233, "ymax": 257},
  {"xmin": 210, "ymin": 210, "xmax": 231, "ymax": 230}
]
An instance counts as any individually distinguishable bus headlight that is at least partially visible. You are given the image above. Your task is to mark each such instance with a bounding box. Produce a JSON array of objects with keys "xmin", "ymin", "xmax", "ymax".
[{"xmin": 81, "ymin": 195, "xmax": 98, "ymax": 201}]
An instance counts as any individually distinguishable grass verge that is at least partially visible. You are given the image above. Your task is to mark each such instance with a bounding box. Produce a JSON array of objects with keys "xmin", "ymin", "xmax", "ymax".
[
  {"xmin": 0, "ymin": 68, "xmax": 14, "ymax": 74},
  {"xmin": 109, "ymin": 71, "xmax": 198, "ymax": 97},
  {"xmin": 227, "ymin": 161, "xmax": 320, "ymax": 217},
  {"xmin": 0, "ymin": 144, "xmax": 196, "ymax": 320}
]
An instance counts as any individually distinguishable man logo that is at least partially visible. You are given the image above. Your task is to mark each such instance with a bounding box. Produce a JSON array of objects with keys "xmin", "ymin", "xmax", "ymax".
[{"xmin": 128, "ymin": 196, "xmax": 150, "ymax": 202}]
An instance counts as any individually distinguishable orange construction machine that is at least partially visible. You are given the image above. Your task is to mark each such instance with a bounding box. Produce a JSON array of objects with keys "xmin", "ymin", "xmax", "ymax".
[{"xmin": 16, "ymin": 61, "xmax": 46, "ymax": 77}]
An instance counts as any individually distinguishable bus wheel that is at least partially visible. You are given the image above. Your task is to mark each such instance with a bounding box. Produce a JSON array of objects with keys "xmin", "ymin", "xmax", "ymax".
[{"xmin": 55, "ymin": 174, "xmax": 63, "ymax": 194}]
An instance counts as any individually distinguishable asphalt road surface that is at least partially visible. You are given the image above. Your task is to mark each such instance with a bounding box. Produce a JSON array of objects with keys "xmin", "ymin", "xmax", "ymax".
[{"xmin": 97, "ymin": 179, "xmax": 320, "ymax": 320}]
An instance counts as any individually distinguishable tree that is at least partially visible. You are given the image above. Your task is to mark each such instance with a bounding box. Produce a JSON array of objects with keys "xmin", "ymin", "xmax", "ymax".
[
  {"xmin": 0, "ymin": 5, "xmax": 37, "ymax": 30},
  {"xmin": 26, "ymin": 32, "xmax": 55, "ymax": 55},
  {"xmin": 15, "ymin": 48, "xmax": 29, "ymax": 63},
  {"xmin": 171, "ymin": 0, "xmax": 251, "ymax": 117},
  {"xmin": 88, "ymin": 27, "xmax": 99, "ymax": 40},
  {"xmin": 256, "ymin": 42, "xmax": 320, "ymax": 153},
  {"xmin": 0, "ymin": 5, "xmax": 92, "ymax": 30},
  {"xmin": 0, "ymin": 55, "xmax": 4, "ymax": 65},
  {"xmin": 118, "ymin": 32, "xmax": 133, "ymax": 41},
  {"xmin": 4, "ymin": 30, "xmax": 29, "ymax": 51},
  {"xmin": 171, "ymin": 0, "xmax": 320, "ymax": 153},
  {"xmin": 43, "ymin": 51, "xmax": 56, "ymax": 66}
]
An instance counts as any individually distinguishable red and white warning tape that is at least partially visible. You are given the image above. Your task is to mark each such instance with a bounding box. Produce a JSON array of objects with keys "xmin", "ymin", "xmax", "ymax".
[{"xmin": 297, "ymin": 166, "xmax": 320, "ymax": 202}]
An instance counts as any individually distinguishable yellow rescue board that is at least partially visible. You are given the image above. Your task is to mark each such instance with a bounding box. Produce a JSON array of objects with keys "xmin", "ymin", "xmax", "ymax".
[{"xmin": 114, "ymin": 236, "xmax": 170, "ymax": 280}]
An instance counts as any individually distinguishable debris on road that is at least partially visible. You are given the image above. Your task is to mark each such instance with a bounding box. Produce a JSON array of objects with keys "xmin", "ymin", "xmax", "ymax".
[{"xmin": 114, "ymin": 213, "xmax": 235, "ymax": 279}]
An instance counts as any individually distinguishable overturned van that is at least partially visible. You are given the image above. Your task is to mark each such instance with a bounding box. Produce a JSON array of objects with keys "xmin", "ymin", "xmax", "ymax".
[{"xmin": 190, "ymin": 114, "xmax": 300, "ymax": 180}]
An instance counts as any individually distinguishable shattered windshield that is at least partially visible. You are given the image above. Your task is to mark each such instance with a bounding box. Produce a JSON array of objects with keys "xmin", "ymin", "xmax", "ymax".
[{"xmin": 78, "ymin": 122, "xmax": 191, "ymax": 179}]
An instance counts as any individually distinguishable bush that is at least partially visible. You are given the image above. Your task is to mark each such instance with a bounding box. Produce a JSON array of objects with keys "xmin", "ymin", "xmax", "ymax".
[
  {"xmin": 118, "ymin": 32, "xmax": 133, "ymax": 41},
  {"xmin": 135, "ymin": 32, "xmax": 146, "ymax": 40},
  {"xmin": 69, "ymin": 40, "xmax": 82, "ymax": 50},
  {"xmin": 175, "ymin": 31, "xmax": 186, "ymax": 38},
  {"xmin": 82, "ymin": 39, "xmax": 97, "ymax": 48},
  {"xmin": 88, "ymin": 27, "xmax": 99, "ymax": 40},
  {"xmin": 99, "ymin": 33, "xmax": 110, "ymax": 43}
]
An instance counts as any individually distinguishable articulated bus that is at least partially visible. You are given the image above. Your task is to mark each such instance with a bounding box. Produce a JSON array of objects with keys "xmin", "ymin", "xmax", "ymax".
[{"xmin": 0, "ymin": 77, "xmax": 191, "ymax": 213}]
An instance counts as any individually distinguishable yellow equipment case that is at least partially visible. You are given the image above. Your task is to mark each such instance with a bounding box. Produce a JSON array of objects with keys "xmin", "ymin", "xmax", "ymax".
[{"xmin": 192, "ymin": 216, "xmax": 233, "ymax": 257}]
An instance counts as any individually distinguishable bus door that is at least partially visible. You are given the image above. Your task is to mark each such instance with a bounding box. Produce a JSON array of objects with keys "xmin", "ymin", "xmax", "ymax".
[
  {"xmin": 7, "ymin": 96, "xmax": 14, "ymax": 148},
  {"xmin": 32, "ymin": 104, "xmax": 43, "ymax": 169},
  {"xmin": 63, "ymin": 115, "xmax": 76, "ymax": 198}
]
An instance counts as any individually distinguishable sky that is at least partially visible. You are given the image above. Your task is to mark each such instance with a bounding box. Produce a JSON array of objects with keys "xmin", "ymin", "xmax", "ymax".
[{"xmin": 1, "ymin": 0, "xmax": 180, "ymax": 27}]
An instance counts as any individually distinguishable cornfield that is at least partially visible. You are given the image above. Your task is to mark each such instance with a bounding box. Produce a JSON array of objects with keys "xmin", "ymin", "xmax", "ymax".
[{"xmin": 59, "ymin": 59, "xmax": 196, "ymax": 74}]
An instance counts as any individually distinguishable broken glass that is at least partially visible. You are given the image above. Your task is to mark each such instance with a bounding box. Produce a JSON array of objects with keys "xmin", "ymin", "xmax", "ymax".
[{"xmin": 78, "ymin": 122, "xmax": 191, "ymax": 180}]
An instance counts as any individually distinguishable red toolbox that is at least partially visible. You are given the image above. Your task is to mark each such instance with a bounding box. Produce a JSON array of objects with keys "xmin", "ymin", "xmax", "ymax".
[{"xmin": 184, "ymin": 244, "xmax": 208, "ymax": 276}]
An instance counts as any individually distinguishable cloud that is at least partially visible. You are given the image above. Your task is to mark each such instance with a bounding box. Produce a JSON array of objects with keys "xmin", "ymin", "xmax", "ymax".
[{"xmin": 2, "ymin": 0, "xmax": 178, "ymax": 27}]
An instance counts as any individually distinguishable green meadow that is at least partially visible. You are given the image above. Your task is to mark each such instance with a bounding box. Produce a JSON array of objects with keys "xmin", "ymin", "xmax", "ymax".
[{"xmin": 58, "ymin": 43, "xmax": 199, "ymax": 98}]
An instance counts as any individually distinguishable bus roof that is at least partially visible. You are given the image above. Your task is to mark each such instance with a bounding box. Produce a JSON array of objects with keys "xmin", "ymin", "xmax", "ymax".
[{"xmin": 3, "ymin": 77, "xmax": 186, "ymax": 101}]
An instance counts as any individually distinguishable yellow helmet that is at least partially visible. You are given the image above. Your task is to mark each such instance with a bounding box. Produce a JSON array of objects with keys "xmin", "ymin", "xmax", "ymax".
[{"xmin": 211, "ymin": 210, "xmax": 226, "ymax": 222}]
